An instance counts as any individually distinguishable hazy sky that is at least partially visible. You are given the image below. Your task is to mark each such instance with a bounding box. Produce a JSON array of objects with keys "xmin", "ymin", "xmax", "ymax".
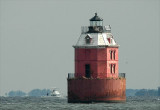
[{"xmin": 0, "ymin": 0, "xmax": 160, "ymax": 96}]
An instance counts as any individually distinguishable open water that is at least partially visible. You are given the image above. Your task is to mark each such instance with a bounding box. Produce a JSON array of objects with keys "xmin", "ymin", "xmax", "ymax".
[{"xmin": 0, "ymin": 96, "xmax": 160, "ymax": 110}]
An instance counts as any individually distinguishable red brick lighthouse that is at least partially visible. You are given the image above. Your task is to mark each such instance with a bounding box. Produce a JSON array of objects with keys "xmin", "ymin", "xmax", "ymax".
[{"xmin": 67, "ymin": 13, "xmax": 126, "ymax": 103}]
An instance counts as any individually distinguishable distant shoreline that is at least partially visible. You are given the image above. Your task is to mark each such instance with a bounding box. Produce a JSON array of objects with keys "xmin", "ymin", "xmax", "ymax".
[{"xmin": 2, "ymin": 88, "xmax": 159, "ymax": 97}]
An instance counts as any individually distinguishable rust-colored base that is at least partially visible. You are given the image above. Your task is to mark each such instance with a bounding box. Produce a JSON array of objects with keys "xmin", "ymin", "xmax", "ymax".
[{"xmin": 67, "ymin": 78, "xmax": 126, "ymax": 103}]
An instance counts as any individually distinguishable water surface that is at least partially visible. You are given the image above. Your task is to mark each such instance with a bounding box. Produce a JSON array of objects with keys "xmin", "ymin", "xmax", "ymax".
[{"xmin": 0, "ymin": 96, "xmax": 160, "ymax": 110}]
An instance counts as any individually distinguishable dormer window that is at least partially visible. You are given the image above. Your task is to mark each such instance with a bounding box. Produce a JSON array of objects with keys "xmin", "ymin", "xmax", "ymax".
[{"xmin": 85, "ymin": 35, "xmax": 92, "ymax": 44}]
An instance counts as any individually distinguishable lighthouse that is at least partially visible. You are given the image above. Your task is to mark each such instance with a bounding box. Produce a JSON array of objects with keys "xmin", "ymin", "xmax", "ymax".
[{"xmin": 67, "ymin": 13, "xmax": 126, "ymax": 103}]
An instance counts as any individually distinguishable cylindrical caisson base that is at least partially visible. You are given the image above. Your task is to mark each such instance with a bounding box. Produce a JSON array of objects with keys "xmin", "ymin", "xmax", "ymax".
[{"xmin": 67, "ymin": 78, "xmax": 126, "ymax": 103}]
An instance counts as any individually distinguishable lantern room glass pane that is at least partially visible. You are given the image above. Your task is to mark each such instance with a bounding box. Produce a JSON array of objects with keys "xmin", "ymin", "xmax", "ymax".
[
  {"xmin": 95, "ymin": 21, "xmax": 97, "ymax": 26},
  {"xmin": 97, "ymin": 21, "xmax": 99, "ymax": 26},
  {"xmin": 100, "ymin": 21, "xmax": 103, "ymax": 26},
  {"xmin": 90, "ymin": 21, "xmax": 103, "ymax": 26},
  {"xmin": 93, "ymin": 21, "xmax": 95, "ymax": 26},
  {"xmin": 90, "ymin": 21, "xmax": 93, "ymax": 26}
]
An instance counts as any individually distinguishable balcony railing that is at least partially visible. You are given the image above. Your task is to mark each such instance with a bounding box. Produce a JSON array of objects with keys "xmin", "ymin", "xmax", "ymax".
[
  {"xmin": 68, "ymin": 73, "xmax": 126, "ymax": 79},
  {"xmin": 81, "ymin": 26, "xmax": 111, "ymax": 34},
  {"xmin": 68, "ymin": 73, "xmax": 75, "ymax": 79},
  {"xmin": 119, "ymin": 73, "xmax": 126, "ymax": 78}
]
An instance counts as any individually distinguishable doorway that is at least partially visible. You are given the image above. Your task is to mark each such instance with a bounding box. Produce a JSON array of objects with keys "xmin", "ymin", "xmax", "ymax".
[{"xmin": 85, "ymin": 64, "xmax": 91, "ymax": 78}]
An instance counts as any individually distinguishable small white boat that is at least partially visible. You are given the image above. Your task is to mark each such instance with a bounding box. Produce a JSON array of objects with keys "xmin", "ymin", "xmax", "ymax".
[{"xmin": 50, "ymin": 89, "xmax": 61, "ymax": 97}]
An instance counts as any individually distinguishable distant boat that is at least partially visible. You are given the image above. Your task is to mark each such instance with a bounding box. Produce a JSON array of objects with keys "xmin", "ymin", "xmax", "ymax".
[
  {"xmin": 45, "ymin": 88, "xmax": 61, "ymax": 97},
  {"xmin": 50, "ymin": 89, "xmax": 61, "ymax": 97}
]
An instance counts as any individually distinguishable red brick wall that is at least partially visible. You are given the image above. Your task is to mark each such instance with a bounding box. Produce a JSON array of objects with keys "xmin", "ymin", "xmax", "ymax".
[{"xmin": 75, "ymin": 47, "xmax": 119, "ymax": 78}]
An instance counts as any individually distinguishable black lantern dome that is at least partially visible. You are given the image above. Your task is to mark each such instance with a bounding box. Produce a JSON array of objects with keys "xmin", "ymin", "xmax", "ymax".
[{"xmin": 90, "ymin": 13, "xmax": 103, "ymax": 26}]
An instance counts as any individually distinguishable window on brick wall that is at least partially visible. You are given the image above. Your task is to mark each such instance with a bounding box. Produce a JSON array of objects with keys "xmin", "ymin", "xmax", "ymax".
[
  {"xmin": 113, "ymin": 51, "xmax": 115, "ymax": 60},
  {"xmin": 110, "ymin": 50, "xmax": 112, "ymax": 60},
  {"xmin": 110, "ymin": 64, "xmax": 112, "ymax": 73},
  {"xmin": 110, "ymin": 64, "xmax": 116, "ymax": 74},
  {"xmin": 113, "ymin": 64, "xmax": 115, "ymax": 73}
]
